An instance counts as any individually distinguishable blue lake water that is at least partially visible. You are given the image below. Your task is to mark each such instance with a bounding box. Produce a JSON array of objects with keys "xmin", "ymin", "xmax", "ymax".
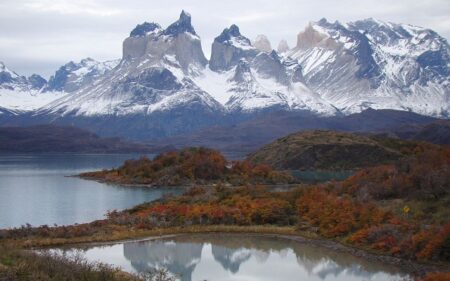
[{"xmin": 0, "ymin": 154, "xmax": 182, "ymax": 229}]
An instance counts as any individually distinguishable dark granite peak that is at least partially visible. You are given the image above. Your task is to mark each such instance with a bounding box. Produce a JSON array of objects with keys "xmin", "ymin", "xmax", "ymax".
[
  {"xmin": 215, "ymin": 24, "xmax": 246, "ymax": 43},
  {"xmin": 130, "ymin": 22, "xmax": 161, "ymax": 37},
  {"xmin": 162, "ymin": 10, "xmax": 197, "ymax": 36}
]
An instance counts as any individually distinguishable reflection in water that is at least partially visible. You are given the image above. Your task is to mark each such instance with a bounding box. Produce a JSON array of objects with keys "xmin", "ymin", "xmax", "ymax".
[
  {"xmin": 211, "ymin": 245, "xmax": 252, "ymax": 273},
  {"xmin": 124, "ymin": 240, "xmax": 202, "ymax": 281},
  {"xmin": 65, "ymin": 234, "xmax": 411, "ymax": 281}
]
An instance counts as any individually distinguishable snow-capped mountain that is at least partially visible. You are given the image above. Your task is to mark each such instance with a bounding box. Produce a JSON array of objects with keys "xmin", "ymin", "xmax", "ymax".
[
  {"xmin": 0, "ymin": 61, "xmax": 46, "ymax": 91},
  {"xmin": 40, "ymin": 11, "xmax": 221, "ymax": 117},
  {"xmin": 32, "ymin": 11, "xmax": 227, "ymax": 138},
  {"xmin": 1, "ymin": 11, "xmax": 449, "ymax": 139},
  {"xmin": 0, "ymin": 58, "xmax": 119, "ymax": 114},
  {"xmin": 44, "ymin": 57, "xmax": 119, "ymax": 93},
  {"xmin": 195, "ymin": 24, "xmax": 337, "ymax": 114},
  {"xmin": 288, "ymin": 18, "xmax": 450, "ymax": 117},
  {"xmin": 36, "ymin": 10, "xmax": 336, "ymax": 139},
  {"xmin": 0, "ymin": 61, "xmax": 66, "ymax": 114},
  {"xmin": 253, "ymin": 34, "xmax": 272, "ymax": 53}
]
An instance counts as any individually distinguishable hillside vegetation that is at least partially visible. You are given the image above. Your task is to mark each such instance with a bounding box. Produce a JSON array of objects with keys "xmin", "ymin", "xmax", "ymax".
[
  {"xmin": 248, "ymin": 130, "xmax": 427, "ymax": 170},
  {"xmin": 80, "ymin": 147, "xmax": 293, "ymax": 186},
  {"xmin": 2, "ymin": 139, "xmax": 449, "ymax": 279},
  {"xmin": 5, "ymin": 144, "xmax": 449, "ymax": 265}
]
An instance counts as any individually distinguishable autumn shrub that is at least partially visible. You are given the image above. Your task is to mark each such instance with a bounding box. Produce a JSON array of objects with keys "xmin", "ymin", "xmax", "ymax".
[
  {"xmin": 416, "ymin": 223, "xmax": 450, "ymax": 261},
  {"xmin": 342, "ymin": 146, "xmax": 450, "ymax": 200},
  {"xmin": 417, "ymin": 272, "xmax": 450, "ymax": 281},
  {"xmin": 81, "ymin": 148, "xmax": 293, "ymax": 185},
  {"xmin": 296, "ymin": 187, "xmax": 392, "ymax": 237}
]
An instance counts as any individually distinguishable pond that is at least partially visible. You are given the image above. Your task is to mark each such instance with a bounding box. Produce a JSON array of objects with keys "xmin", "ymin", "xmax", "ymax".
[{"xmin": 56, "ymin": 234, "xmax": 412, "ymax": 281}]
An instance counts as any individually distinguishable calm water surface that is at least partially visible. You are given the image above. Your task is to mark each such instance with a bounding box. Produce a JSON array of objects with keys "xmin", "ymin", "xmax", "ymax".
[
  {"xmin": 0, "ymin": 154, "xmax": 182, "ymax": 229},
  {"xmin": 57, "ymin": 234, "xmax": 411, "ymax": 281}
]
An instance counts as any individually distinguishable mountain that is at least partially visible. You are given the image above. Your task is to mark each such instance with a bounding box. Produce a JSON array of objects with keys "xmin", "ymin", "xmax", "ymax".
[
  {"xmin": 201, "ymin": 24, "xmax": 337, "ymax": 114},
  {"xmin": 252, "ymin": 34, "xmax": 272, "ymax": 53},
  {"xmin": 288, "ymin": 18, "xmax": 450, "ymax": 117},
  {"xmin": 0, "ymin": 58, "xmax": 118, "ymax": 114},
  {"xmin": 154, "ymin": 108, "xmax": 437, "ymax": 158},
  {"xmin": 247, "ymin": 130, "xmax": 421, "ymax": 170},
  {"xmin": 33, "ymin": 11, "xmax": 227, "ymax": 139},
  {"xmin": 277, "ymin": 40, "xmax": 290, "ymax": 53},
  {"xmin": 0, "ymin": 61, "xmax": 67, "ymax": 114},
  {"xmin": 0, "ymin": 61, "xmax": 43, "ymax": 91},
  {"xmin": 44, "ymin": 57, "xmax": 119, "ymax": 93},
  {"xmin": 0, "ymin": 125, "xmax": 170, "ymax": 153},
  {"xmin": 0, "ymin": 12, "xmax": 449, "ymax": 141},
  {"xmin": 380, "ymin": 119, "xmax": 450, "ymax": 145}
]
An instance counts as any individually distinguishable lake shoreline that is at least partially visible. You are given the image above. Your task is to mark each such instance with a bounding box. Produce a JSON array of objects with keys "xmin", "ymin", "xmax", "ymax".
[
  {"xmin": 76, "ymin": 174, "xmax": 306, "ymax": 190},
  {"xmin": 27, "ymin": 225, "xmax": 449, "ymax": 278}
]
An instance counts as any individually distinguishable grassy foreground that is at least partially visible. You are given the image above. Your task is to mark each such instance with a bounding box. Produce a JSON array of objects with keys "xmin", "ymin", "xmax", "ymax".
[
  {"xmin": 0, "ymin": 244, "xmax": 176, "ymax": 281},
  {"xmin": 1, "ymin": 224, "xmax": 449, "ymax": 281}
]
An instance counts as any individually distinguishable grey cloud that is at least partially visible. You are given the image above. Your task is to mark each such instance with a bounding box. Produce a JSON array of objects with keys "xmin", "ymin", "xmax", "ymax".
[{"xmin": 0, "ymin": 0, "xmax": 448, "ymax": 78}]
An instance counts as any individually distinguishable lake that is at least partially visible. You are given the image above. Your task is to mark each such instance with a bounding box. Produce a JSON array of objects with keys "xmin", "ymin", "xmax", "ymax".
[
  {"xmin": 55, "ymin": 234, "xmax": 411, "ymax": 281},
  {"xmin": 0, "ymin": 154, "xmax": 182, "ymax": 229}
]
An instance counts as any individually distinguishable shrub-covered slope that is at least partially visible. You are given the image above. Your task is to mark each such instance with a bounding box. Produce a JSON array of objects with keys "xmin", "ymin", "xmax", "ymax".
[{"xmin": 248, "ymin": 130, "xmax": 425, "ymax": 170}]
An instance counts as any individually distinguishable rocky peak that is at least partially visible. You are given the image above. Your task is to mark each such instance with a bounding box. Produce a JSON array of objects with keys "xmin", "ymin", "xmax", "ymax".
[
  {"xmin": 0, "ymin": 61, "xmax": 18, "ymax": 77},
  {"xmin": 210, "ymin": 25, "xmax": 257, "ymax": 71},
  {"xmin": 130, "ymin": 22, "xmax": 161, "ymax": 37},
  {"xmin": 162, "ymin": 10, "xmax": 197, "ymax": 36},
  {"xmin": 215, "ymin": 24, "xmax": 242, "ymax": 43},
  {"xmin": 252, "ymin": 51, "xmax": 288, "ymax": 84},
  {"xmin": 296, "ymin": 23, "xmax": 331, "ymax": 49},
  {"xmin": 122, "ymin": 10, "xmax": 207, "ymax": 71},
  {"xmin": 27, "ymin": 74, "xmax": 47, "ymax": 90},
  {"xmin": 277, "ymin": 40, "xmax": 290, "ymax": 53},
  {"xmin": 0, "ymin": 61, "xmax": 28, "ymax": 89},
  {"xmin": 305, "ymin": 19, "xmax": 382, "ymax": 84},
  {"xmin": 45, "ymin": 58, "xmax": 118, "ymax": 92},
  {"xmin": 232, "ymin": 59, "xmax": 252, "ymax": 83},
  {"xmin": 253, "ymin": 34, "xmax": 272, "ymax": 53}
]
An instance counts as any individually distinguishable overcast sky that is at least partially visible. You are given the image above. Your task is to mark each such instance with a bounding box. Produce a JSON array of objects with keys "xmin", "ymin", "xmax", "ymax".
[{"xmin": 1, "ymin": 0, "xmax": 449, "ymax": 78}]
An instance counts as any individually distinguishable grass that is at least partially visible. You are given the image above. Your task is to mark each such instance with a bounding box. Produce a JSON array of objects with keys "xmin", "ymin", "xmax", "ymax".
[
  {"xmin": 0, "ymin": 244, "xmax": 177, "ymax": 281},
  {"xmin": 2, "ymin": 224, "xmax": 449, "ymax": 279},
  {"xmin": 4, "ymin": 225, "xmax": 299, "ymax": 249},
  {"xmin": 0, "ymin": 225, "xmax": 302, "ymax": 281}
]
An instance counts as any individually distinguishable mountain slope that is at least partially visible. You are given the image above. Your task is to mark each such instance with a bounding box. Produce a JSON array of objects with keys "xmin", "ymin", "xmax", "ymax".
[
  {"xmin": 382, "ymin": 119, "xmax": 450, "ymax": 145},
  {"xmin": 288, "ymin": 18, "xmax": 450, "ymax": 117},
  {"xmin": 200, "ymin": 24, "xmax": 337, "ymax": 114},
  {"xmin": 44, "ymin": 58, "xmax": 119, "ymax": 93},
  {"xmin": 154, "ymin": 109, "xmax": 437, "ymax": 158},
  {"xmin": 0, "ymin": 125, "xmax": 167, "ymax": 153},
  {"xmin": 0, "ymin": 12, "xmax": 449, "ymax": 140},
  {"xmin": 0, "ymin": 61, "xmax": 67, "ymax": 114},
  {"xmin": 29, "ymin": 11, "xmax": 227, "ymax": 139},
  {"xmin": 0, "ymin": 58, "xmax": 119, "ymax": 114}
]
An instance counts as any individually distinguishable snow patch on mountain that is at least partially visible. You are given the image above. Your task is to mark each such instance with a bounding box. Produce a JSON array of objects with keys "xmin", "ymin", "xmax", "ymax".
[
  {"xmin": 193, "ymin": 66, "xmax": 234, "ymax": 105},
  {"xmin": 45, "ymin": 58, "xmax": 119, "ymax": 93},
  {"xmin": 0, "ymin": 89, "xmax": 66, "ymax": 114},
  {"xmin": 289, "ymin": 18, "xmax": 449, "ymax": 117}
]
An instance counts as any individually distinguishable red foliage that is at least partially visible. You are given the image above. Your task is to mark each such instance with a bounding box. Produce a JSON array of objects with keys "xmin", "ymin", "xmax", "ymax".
[
  {"xmin": 417, "ymin": 272, "xmax": 450, "ymax": 281},
  {"xmin": 416, "ymin": 223, "xmax": 450, "ymax": 260},
  {"xmin": 296, "ymin": 187, "xmax": 391, "ymax": 237}
]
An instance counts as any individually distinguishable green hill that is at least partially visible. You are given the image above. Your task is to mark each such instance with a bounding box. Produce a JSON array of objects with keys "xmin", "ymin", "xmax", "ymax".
[{"xmin": 247, "ymin": 130, "xmax": 421, "ymax": 170}]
